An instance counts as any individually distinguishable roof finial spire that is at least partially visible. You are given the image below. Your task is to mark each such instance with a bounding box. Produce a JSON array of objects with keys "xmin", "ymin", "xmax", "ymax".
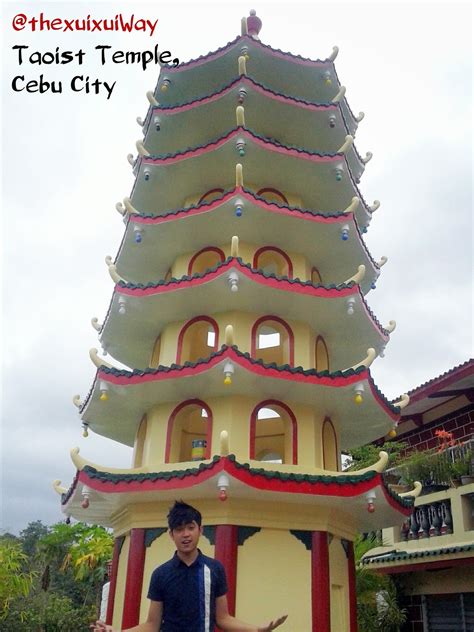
[{"xmin": 247, "ymin": 9, "xmax": 262, "ymax": 39}]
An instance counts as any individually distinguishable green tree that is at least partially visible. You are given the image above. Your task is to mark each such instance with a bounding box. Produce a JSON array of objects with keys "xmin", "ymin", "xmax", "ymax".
[
  {"xmin": 355, "ymin": 535, "xmax": 406, "ymax": 631},
  {"xmin": 0, "ymin": 539, "xmax": 36, "ymax": 620}
]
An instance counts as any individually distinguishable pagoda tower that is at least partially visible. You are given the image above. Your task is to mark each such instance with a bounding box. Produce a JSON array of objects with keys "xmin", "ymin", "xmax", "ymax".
[{"xmin": 56, "ymin": 12, "xmax": 420, "ymax": 632}]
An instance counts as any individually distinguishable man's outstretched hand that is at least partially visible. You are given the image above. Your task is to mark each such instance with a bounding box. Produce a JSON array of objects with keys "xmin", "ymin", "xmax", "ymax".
[
  {"xmin": 258, "ymin": 614, "xmax": 288, "ymax": 631},
  {"xmin": 90, "ymin": 621, "xmax": 114, "ymax": 632}
]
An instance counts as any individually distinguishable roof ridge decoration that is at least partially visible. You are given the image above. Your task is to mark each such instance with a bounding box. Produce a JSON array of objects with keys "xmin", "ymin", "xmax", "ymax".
[
  {"xmin": 158, "ymin": 34, "xmax": 334, "ymax": 74},
  {"xmin": 149, "ymin": 75, "xmax": 346, "ymax": 112},
  {"xmin": 112, "ymin": 257, "xmax": 388, "ymax": 336},
  {"xmin": 61, "ymin": 454, "xmax": 413, "ymax": 511},
  {"xmin": 362, "ymin": 543, "xmax": 474, "ymax": 565},
  {"xmin": 77, "ymin": 344, "xmax": 400, "ymax": 415},
  {"xmin": 140, "ymin": 125, "xmax": 357, "ymax": 163},
  {"xmin": 402, "ymin": 358, "xmax": 474, "ymax": 400}
]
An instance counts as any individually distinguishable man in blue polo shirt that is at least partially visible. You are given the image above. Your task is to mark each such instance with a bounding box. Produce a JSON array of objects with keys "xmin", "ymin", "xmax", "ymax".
[{"xmin": 93, "ymin": 501, "xmax": 287, "ymax": 632}]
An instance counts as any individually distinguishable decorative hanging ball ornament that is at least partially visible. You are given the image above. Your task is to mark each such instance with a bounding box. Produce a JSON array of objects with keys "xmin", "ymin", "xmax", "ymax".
[
  {"xmin": 223, "ymin": 361, "xmax": 235, "ymax": 385},
  {"xmin": 240, "ymin": 46, "xmax": 250, "ymax": 61},
  {"xmin": 160, "ymin": 78, "xmax": 171, "ymax": 92},
  {"xmin": 346, "ymin": 297, "xmax": 356, "ymax": 316},
  {"xmin": 335, "ymin": 168, "xmax": 343, "ymax": 182},
  {"xmin": 134, "ymin": 226, "xmax": 144, "ymax": 244},
  {"xmin": 388, "ymin": 427, "xmax": 397, "ymax": 439},
  {"xmin": 329, "ymin": 115, "xmax": 336, "ymax": 128},
  {"xmin": 81, "ymin": 497, "xmax": 90, "ymax": 509},
  {"xmin": 82, "ymin": 423, "xmax": 89, "ymax": 438},
  {"xmin": 235, "ymin": 205, "xmax": 243, "ymax": 217},
  {"xmin": 323, "ymin": 70, "xmax": 332, "ymax": 86},
  {"xmin": 238, "ymin": 87, "xmax": 247, "ymax": 104},
  {"xmin": 118, "ymin": 297, "xmax": 126, "ymax": 315},
  {"xmin": 366, "ymin": 491, "xmax": 376, "ymax": 513},
  {"xmin": 144, "ymin": 168, "xmax": 151, "ymax": 181},
  {"xmin": 341, "ymin": 224, "xmax": 350, "ymax": 241},
  {"xmin": 100, "ymin": 391, "xmax": 109, "ymax": 402},
  {"xmin": 153, "ymin": 116, "xmax": 161, "ymax": 132},
  {"xmin": 217, "ymin": 474, "xmax": 230, "ymax": 502},
  {"xmin": 236, "ymin": 139, "xmax": 246, "ymax": 157},
  {"xmin": 362, "ymin": 226, "xmax": 368, "ymax": 233},
  {"xmin": 66, "ymin": 516, "xmax": 71, "ymax": 525},
  {"xmin": 371, "ymin": 281, "xmax": 376, "ymax": 289},
  {"xmin": 354, "ymin": 382, "xmax": 365, "ymax": 404},
  {"xmin": 228, "ymin": 271, "xmax": 239, "ymax": 292}
]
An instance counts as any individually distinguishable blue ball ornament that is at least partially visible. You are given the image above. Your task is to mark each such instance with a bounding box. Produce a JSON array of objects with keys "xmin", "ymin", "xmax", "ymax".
[{"xmin": 235, "ymin": 206, "xmax": 242, "ymax": 217}]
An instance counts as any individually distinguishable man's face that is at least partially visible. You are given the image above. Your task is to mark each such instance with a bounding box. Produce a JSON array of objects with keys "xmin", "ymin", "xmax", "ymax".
[{"xmin": 170, "ymin": 520, "xmax": 202, "ymax": 555}]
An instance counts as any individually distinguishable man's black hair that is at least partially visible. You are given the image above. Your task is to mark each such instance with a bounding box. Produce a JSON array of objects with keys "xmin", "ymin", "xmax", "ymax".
[{"xmin": 167, "ymin": 500, "xmax": 202, "ymax": 530}]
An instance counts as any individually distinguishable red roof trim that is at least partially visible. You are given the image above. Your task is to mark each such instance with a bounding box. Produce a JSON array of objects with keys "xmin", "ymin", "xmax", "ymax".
[
  {"xmin": 97, "ymin": 347, "xmax": 369, "ymax": 388},
  {"xmin": 142, "ymin": 128, "xmax": 341, "ymax": 166},
  {"xmin": 116, "ymin": 259, "xmax": 356, "ymax": 299},
  {"xmin": 75, "ymin": 457, "xmax": 408, "ymax": 515},
  {"xmin": 133, "ymin": 188, "xmax": 351, "ymax": 226},
  {"xmin": 404, "ymin": 359, "xmax": 474, "ymax": 405}
]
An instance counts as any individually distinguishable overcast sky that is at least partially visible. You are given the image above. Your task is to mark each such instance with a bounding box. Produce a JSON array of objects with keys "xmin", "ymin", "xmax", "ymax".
[{"xmin": 1, "ymin": 1, "xmax": 472, "ymax": 534}]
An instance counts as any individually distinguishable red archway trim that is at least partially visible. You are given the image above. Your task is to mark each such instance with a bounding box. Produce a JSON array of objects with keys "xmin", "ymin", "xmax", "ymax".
[
  {"xmin": 188, "ymin": 247, "xmax": 225, "ymax": 276},
  {"xmin": 322, "ymin": 417, "xmax": 339, "ymax": 471},
  {"xmin": 250, "ymin": 315, "xmax": 295, "ymax": 366},
  {"xmin": 198, "ymin": 188, "xmax": 225, "ymax": 205},
  {"xmin": 164, "ymin": 399, "xmax": 213, "ymax": 463},
  {"xmin": 256, "ymin": 187, "xmax": 289, "ymax": 206},
  {"xmin": 253, "ymin": 245, "xmax": 293, "ymax": 278},
  {"xmin": 315, "ymin": 335, "xmax": 330, "ymax": 372},
  {"xmin": 249, "ymin": 399, "xmax": 298, "ymax": 464},
  {"xmin": 176, "ymin": 315, "xmax": 219, "ymax": 364}
]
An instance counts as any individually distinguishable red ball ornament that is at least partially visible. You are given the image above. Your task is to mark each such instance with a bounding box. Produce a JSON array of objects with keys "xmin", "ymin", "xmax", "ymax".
[
  {"xmin": 81, "ymin": 497, "xmax": 90, "ymax": 509},
  {"xmin": 219, "ymin": 489, "xmax": 228, "ymax": 502},
  {"xmin": 367, "ymin": 502, "xmax": 375, "ymax": 513}
]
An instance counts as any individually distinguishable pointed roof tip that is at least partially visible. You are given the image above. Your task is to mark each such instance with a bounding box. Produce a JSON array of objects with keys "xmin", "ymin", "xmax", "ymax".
[{"xmin": 247, "ymin": 9, "xmax": 262, "ymax": 39}]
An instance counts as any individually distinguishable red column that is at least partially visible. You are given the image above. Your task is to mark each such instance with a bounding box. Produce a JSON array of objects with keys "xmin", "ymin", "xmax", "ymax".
[
  {"xmin": 214, "ymin": 525, "xmax": 238, "ymax": 616},
  {"xmin": 122, "ymin": 529, "xmax": 146, "ymax": 630},
  {"xmin": 105, "ymin": 537, "xmax": 122, "ymax": 625},
  {"xmin": 347, "ymin": 540, "xmax": 358, "ymax": 632},
  {"xmin": 311, "ymin": 530, "xmax": 330, "ymax": 632}
]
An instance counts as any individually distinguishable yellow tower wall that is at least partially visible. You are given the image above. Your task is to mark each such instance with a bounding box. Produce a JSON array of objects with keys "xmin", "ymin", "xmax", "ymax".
[
  {"xmin": 329, "ymin": 536, "xmax": 350, "ymax": 632},
  {"xmin": 142, "ymin": 396, "xmax": 330, "ymax": 470},
  {"xmin": 235, "ymin": 528, "xmax": 311, "ymax": 631}
]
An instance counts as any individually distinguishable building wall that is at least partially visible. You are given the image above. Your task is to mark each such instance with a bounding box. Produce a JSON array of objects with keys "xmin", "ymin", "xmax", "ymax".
[
  {"xmin": 398, "ymin": 403, "xmax": 473, "ymax": 452},
  {"xmin": 235, "ymin": 528, "xmax": 312, "ymax": 631},
  {"xmin": 329, "ymin": 536, "xmax": 350, "ymax": 632}
]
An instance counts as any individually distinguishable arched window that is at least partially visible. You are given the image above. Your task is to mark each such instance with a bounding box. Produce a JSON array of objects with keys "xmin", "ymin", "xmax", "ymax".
[
  {"xmin": 311, "ymin": 267, "xmax": 322, "ymax": 285},
  {"xmin": 315, "ymin": 336, "xmax": 329, "ymax": 372},
  {"xmin": 133, "ymin": 415, "xmax": 147, "ymax": 468},
  {"xmin": 322, "ymin": 417, "xmax": 339, "ymax": 471},
  {"xmin": 251, "ymin": 316, "xmax": 294, "ymax": 366},
  {"xmin": 150, "ymin": 335, "xmax": 161, "ymax": 369},
  {"xmin": 253, "ymin": 246, "xmax": 293, "ymax": 278},
  {"xmin": 188, "ymin": 247, "xmax": 225, "ymax": 276},
  {"xmin": 165, "ymin": 400, "xmax": 212, "ymax": 463},
  {"xmin": 198, "ymin": 188, "xmax": 225, "ymax": 205},
  {"xmin": 256, "ymin": 188, "xmax": 289, "ymax": 206},
  {"xmin": 250, "ymin": 400, "xmax": 297, "ymax": 464},
  {"xmin": 176, "ymin": 316, "xmax": 219, "ymax": 364}
]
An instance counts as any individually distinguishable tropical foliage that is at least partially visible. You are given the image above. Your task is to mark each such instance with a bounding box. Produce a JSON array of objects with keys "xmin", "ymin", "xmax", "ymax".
[
  {"xmin": 0, "ymin": 520, "xmax": 112, "ymax": 631},
  {"xmin": 355, "ymin": 535, "xmax": 407, "ymax": 632}
]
